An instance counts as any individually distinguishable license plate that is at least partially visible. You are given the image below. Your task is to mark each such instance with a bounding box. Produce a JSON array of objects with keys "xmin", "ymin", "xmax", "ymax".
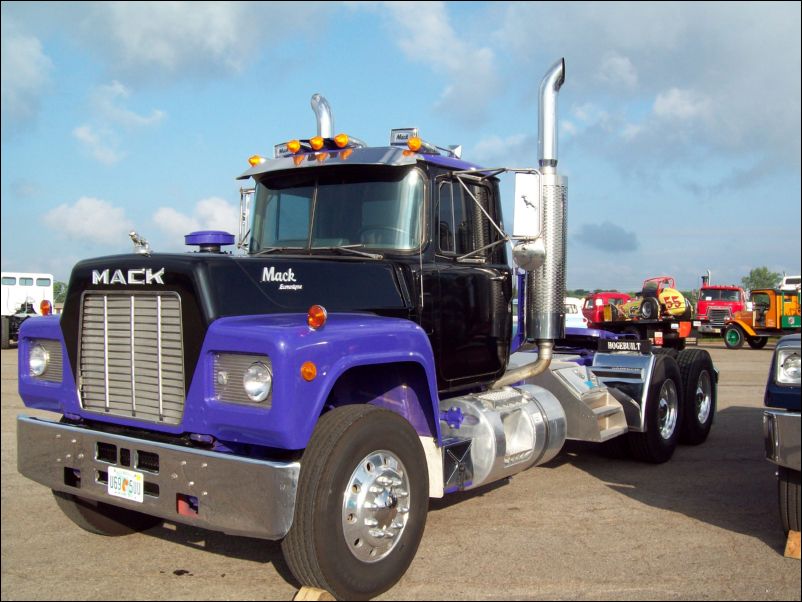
[{"xmin": 107, "ymin": 466, "xmax": 144, "ymax": 503}]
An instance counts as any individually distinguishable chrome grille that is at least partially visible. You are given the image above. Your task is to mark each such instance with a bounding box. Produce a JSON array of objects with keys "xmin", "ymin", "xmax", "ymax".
[
  {"xmin": 79, "ymin": 292, "xmax": 185, "ymax": 425},
  {"xmin": 708, "ymin": 308, "xmax": 731, "ymax": 326}
]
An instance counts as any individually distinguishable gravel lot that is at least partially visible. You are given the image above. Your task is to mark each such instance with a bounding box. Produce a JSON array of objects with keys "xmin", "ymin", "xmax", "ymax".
[{"xmin": 2, "ymin": 342, "xmax": 800, "ymax": 601}]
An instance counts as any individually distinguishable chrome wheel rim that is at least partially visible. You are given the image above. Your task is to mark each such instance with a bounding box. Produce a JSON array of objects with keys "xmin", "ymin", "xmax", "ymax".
[
  {"xmin": 658, "ymin": 379, "xmax": 679, "ymax": 440},
  {"xmin": 695, "ymin": 370, "xmax": 712, "ymax": 424},
  {"xmin": 342, "ymin": 450, "xmax": 411, "ymax": 563}
]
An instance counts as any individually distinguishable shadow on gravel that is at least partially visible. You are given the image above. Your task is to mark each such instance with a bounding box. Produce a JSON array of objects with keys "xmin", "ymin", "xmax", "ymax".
[
  {"xmin": 544, "ymin": 404, "xmax": 788, "ymax": 554},
  {"xmin": 141, "ymin": 523, "xmax": 300, "ymax": 587}
]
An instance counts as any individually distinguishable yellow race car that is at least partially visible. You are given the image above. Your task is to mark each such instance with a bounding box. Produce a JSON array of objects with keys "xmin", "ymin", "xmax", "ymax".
[{"xmin": 616, "ymin": 276, "xmax": 691, "ymax": 321}]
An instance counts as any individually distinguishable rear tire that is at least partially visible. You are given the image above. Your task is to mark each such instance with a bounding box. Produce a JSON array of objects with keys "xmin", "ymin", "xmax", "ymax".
[
  {"xmin": 747, "ymin": 336, "xmax": 768, "ymax": 349},
  {"xmin": 52, "ymin": 490, "xmax": 162, "ymax": 536},
  {"xmin": 640, "ymin": 297, "xmax": 659, "ymax": 320},
  {"xmin": 778, "ymin": 467, "xmax": 801, "ymax": 534},
  {"xmin": 677, "ymin": 349, "xmax": 716, "ymax": 445},
  {"xmin": 723, "ymin": 324, "xmax": 745, "ymax": 349},
  {"xmin": 628, "ymin": 354, "xmax": 683, "ymax": 463},
  {"xmin": 282, "ymin": 405, "xmax": 428, "ymax": 601}
]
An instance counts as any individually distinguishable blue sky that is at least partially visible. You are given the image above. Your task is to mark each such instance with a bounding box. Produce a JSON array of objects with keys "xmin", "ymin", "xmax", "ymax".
[{"xmin": 2, "ymin": 1, "xmax": 800, "ymax": 292}]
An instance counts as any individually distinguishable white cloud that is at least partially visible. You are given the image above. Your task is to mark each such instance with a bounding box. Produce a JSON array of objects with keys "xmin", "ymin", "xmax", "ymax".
[
  {"xmin": 73, "ymin": 81, "xmax": 165, "ymax": 165},
  {"xmin": 92, "ymin": 81, "xmax": 165, "ymax": 127},
  {"xmin": 493, "ymin": 2, "xmax": 801, "ymax": 167},
  {"xmin": 0, "ymin": 18, "xmax": 53, "ymax": 132},
  {"xmin": 597, "ymin": 54, "xmax": 638, "ymax": 89},
  {"xmin": 653, "ymin": 88, "xmax": 712, "ymax": 121},
  {"xmin": 354, "ymin": 1, "xmax": 499, "ymax": 123},
  {"xmin": 64, "ymin": 2, "xmax": 323, "ymax": 83},
  {"xmin": 44, "ymin": 197, "xmax": 134, "ymax": 244},
  {"xmin": 153, "ymin": 197, "xmax": 239, "ymax": 245},
  {"xmin": 73, "ymin": 125, "xmax": 123, "ymax": 164}
]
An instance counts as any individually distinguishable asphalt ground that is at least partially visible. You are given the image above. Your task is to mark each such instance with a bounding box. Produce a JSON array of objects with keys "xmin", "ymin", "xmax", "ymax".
[{"xmin": 2, "ymin": 342, "xmax": 800, "ymax": 601}]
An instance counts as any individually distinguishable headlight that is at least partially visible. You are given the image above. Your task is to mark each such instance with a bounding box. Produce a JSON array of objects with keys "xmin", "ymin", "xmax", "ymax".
[
  {"xmin": 243, "ymin": 362, "xmax": 273, "ymax": 402},
  {"xmin": 777, "ymin": 349, "xmax": 801, "ymax": 385},
  {"xmin": 29, "ymin": 343, "xmax": 50, "ymax": 377}
]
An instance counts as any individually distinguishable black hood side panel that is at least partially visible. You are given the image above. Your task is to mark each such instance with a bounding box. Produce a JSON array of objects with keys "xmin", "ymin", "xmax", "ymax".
[{"xmin": 60, "ymin": 254, "xmax": 411, "ymax": 390}]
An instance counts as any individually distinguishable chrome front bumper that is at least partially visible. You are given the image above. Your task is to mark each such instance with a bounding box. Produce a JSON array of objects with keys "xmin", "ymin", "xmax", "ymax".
[
  {"xmin": 17, "ymin": 415, "xmax": 300, "ymax": 540},
  {"xmin": 763, "ymin": 410, "xmax": 801, "ymax": 472}
]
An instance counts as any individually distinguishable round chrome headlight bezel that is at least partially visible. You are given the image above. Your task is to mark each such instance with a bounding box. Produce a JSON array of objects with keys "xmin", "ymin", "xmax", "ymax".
[
  {"xmin": 778, "ymin": 350, "xmax": 801, "ymax": 384},
  {"xmin": 243, "ymin": 361, "xmax": 273, "ymax": 402},
  {"xmin": 29, "ymin": 343, "xmax": 50, "ymax": 377}
]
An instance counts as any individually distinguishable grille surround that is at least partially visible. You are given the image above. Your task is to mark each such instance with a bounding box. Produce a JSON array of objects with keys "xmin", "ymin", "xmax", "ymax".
[
  {"xmin": 78, "ymin": 291, "xmax": 185, "ymax": 425},
  {"xmin": 708, "ymin": 308, "xmax": 732, "ymax": 326}
]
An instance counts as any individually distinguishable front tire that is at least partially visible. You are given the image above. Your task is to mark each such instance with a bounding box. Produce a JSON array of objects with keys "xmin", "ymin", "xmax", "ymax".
[
  {"xmin": 628, "ymin": 354, "xmax": 683, "ymax": 463},
  {"xmin": 282, "ymin": 405, "xmax": 428, "ymax": 601},
  {"xmin": 52, "ymin": 490, "xmax": 162, "ymax": 536},
  {"xmin": 723, "ymin": 324, "xmax": 745, "ymax": 349},
  {"xmin": 677, "ymin": 349, "xmax": 716, "ymax": 445}
]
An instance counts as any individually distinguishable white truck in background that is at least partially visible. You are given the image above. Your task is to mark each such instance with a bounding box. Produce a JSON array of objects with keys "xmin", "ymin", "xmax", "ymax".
[{"xmin": 1, "ymin": 272, "xmax": 55, "ymax": 349}]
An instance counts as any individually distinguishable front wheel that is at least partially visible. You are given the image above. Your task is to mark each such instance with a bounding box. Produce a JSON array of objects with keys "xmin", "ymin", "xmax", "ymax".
[
  {"xmin": 677, "ymin": 349, "xmax": 716, "ymax": 445},
  {"xmin": 628, "ymin": 354, "xmax": 683, "ymax": 463},
  {"xmin": 723, "ymin": 324, "xmax": 745, "ymax": 349},
  {"xmin": 282, "ymin": 405, "xmax": 428, "ymax": 601},
  {"xmin": 747, "ymin": 336, "xmax": 768, "ymax": 349},
  {"xmin": 52, "ymin": 490, "xmax": 162, "ymax": 536}
]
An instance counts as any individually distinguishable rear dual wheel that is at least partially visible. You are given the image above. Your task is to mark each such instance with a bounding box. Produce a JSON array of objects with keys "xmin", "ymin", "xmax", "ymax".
[
  {"xmin": 628, "ymin": 354, "xmax": 682, "ymax": 463},
  {"xmin": 677, "ymin": 349, "xmax": 716, "ymax": 445}
]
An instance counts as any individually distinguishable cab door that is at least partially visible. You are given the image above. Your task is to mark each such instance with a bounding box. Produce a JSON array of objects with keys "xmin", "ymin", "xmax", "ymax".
[{"xmin": 434, "ymin": 176, "xmax": 511, "ymax": 390}]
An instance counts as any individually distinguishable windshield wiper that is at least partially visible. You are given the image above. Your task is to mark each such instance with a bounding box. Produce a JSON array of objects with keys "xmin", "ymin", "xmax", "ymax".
[
  {"xmin": 310, "ymin": 244, "xmax": 384, "ymax": 260},
  {"xmin": 252, "ymin": 246, "xmax": 305, "ymax": 256}
]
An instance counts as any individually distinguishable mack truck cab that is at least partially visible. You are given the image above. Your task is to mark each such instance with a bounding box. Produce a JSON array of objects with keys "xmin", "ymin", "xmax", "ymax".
[{"xmin": 16, "ymin": 60, "xmax": 718, "ymax": 601}]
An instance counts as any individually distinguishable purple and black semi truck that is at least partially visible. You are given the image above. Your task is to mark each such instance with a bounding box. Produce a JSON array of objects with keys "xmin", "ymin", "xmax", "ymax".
[{"xmin": 16, "ymin": 59, "xmax": 718, "ymax": 600}]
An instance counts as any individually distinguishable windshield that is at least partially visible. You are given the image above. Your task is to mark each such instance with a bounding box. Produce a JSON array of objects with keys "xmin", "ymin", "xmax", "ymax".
[
  {"xmin": 700, "ymin": 288, "xmax": 741, "ymax": 302},
  {"xmin": 250, "ymin": 167, "xmax": 423, "ymax": 254}
]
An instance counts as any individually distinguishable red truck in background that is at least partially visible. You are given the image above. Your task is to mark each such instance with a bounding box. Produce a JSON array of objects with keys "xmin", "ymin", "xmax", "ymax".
[
  {"xmin": 694, "ymin": 274, "xmax": 747, "ymax": 335},
  {"xmin": 582, "ymin": 291, "xmax": 631, "ymax": 324}
]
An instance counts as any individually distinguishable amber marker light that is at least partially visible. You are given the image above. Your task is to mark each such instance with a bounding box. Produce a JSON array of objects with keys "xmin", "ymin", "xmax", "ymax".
[
  {"xmin": 310, "ymin": 136, "xmax": 325, "ymax": 151},
  {"xmin": 287, "ymin": 140, "xmax": 302, "ymax": 153},
  {"xmin": 248, "ymin": 155, "xmax": 266, "ymax": 166},
  {"xmin": 334, "ymin": 133, "xmax": 349, "ymax": 148},
  {"xmin": 301, "ymin": 361, "xmax": 318, "ymax": 382},
  {"xmin": 307, "ymin": 304, "xmax": 328, "ymax": 329},
  {"xmin": 407, "ymin": 137, "xmax": 422, "ymax": 152}
]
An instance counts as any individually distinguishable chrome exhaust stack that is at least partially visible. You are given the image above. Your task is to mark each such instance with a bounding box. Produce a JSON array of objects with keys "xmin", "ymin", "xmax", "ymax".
[
  {"xmin": 496, "ymin": 58, "xmax": 567, "ymax": 388},
  {"xmin": 310, "ymin": 93, "xmax": 334, "ymax": 138}
]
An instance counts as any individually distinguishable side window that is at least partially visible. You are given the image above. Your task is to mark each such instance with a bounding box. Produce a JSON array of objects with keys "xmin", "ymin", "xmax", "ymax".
[
  {"xmin": 437, "ymin": 179, "xmax": 494, "ymax": 258},
  {"xmin": 438, "ymin": 181, "xmax": 466, "ymax": 254},
  {"xmin": 2, "ymin": 277, "xmax": 16, "ymax": 285},
  {"xmin": 19, "ymin": 278, "xmax": 33, "ymax": 286},
  {"xmin": 36, "ymin": 278, "xmax": 51, "ymax": 287}
]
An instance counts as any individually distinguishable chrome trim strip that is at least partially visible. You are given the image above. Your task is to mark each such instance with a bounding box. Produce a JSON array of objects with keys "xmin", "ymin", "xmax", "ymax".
[
  {"xmin": 130, "ymin": 295, "xmax": 136, "ymax": 414},
  {"xmin": 103, "ymin": 295, "xmax": 109, "ymax": 411},
  {"xmin": 157, "ymin": 295, "xmax": 163, "ymax": 420}
]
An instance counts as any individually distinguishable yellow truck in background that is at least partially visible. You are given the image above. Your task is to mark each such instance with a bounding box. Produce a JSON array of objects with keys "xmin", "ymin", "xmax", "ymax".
[{"xmin": 722, "ymin": 288, "xmax": 802, "ymax": 349}]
